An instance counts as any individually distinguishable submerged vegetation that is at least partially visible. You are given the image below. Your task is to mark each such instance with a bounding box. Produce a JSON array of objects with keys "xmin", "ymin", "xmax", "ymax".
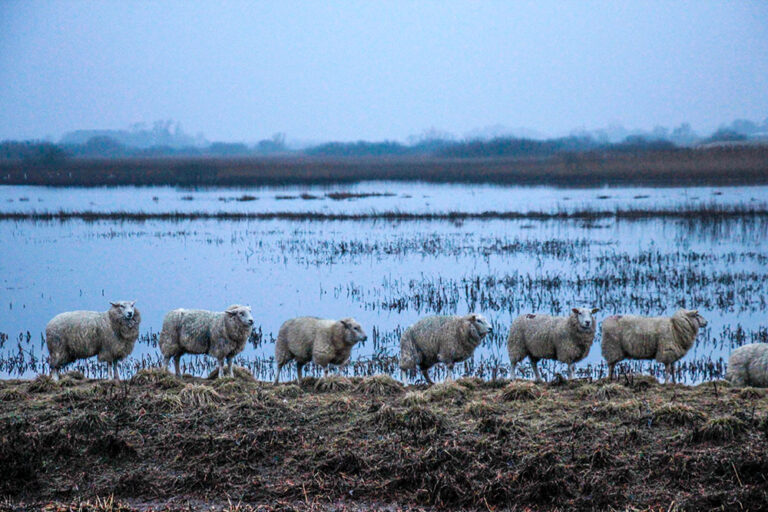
[{"xmin": 1, "ymin": 373, "xmax": 767, "ymax": 511}]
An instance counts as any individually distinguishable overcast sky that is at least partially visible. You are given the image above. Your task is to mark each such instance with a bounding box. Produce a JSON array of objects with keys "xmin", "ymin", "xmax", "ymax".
[{"xmin": 1, "ymin": 1, "xmax": 767, "ymax": 143}]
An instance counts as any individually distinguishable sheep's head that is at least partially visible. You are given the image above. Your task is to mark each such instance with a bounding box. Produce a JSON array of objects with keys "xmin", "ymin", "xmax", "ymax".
[
  {"xmin": 110, "ymin": 300, "xmax": 137, "ymax": 321},
  {"xmin": 571, "ymin": 307, "xmax": 599, "ymax": 331},
  {"xmin": 684, "ymin": 309, "xmax": 707, "ymax": 328},
  {"xmin": 340, "ymin": 318, "xmax": 367, "ymax": 345},
  {"xmin": 225, "ymin": 305, "xmax": 254, "ymax": 327},
  {"xmin": 468, "ymin": 313, "xmax": 492, "ymax": 338}
]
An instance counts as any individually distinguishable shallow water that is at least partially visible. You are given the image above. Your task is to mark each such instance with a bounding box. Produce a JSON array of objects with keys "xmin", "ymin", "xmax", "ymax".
[
  {"xmin": 1, "ymin": 182, "xmax": 765, "ymax": 215},
  {"xmin": 1, "ymin": 183, "xmax": 767, "ymax": 382}
]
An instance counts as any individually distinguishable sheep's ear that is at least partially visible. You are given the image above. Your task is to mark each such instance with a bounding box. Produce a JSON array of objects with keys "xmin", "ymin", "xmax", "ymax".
[
  {"xmin": 130, "ymin": 301, "xmax": 136, "ymax": 307},
  {"xmin": 340, "ymin": 319, "xmax": 350, "ymax": 328},
  {"xmin": 572, "ymin": 308, "xmax": 579, "ymax": 315},
  {"xmin": 226, "ymin": 309, "xmax": 238, "ymax": 316},
  {"xmin": 591, "ymin": 308, "xmax": 600, "ymax": 314},
  {"xmin": 687, "ymin": 309, "xmax": 698, "ymax": 316},
  {"xmin": 110, "ymin": 302, "xmax": 119, "ymax": 307},
  {"xmin": 468, "ymin": 314, "xmax": 477, "ymax": 322}
]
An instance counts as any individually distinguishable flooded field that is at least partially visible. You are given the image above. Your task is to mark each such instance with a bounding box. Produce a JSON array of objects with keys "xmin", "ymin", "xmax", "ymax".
[{"xmin": 1, "ymin": 183, "xmax": 767, "ymax": 383}]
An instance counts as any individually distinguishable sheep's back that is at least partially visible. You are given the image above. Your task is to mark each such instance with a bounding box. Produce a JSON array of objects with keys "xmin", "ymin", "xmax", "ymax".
[
  {"xmin": 405, "ymin": 316, "xmax": 459, "ymax": 365},
  {"xmin": 280, "ymin": 317, "xmax": 328, "ymax": 363},
  {"xmin": 604, "ymin": 315, "xmax": 670, "ymax": 359},
  {"xmin": 512, "ymin": 314, "xmax": 564, "ymax": 359},
  {"xmin": 46, "ymin": 311, "xmax": 108, "ymax": 359},
  {"xmin": 174, "ymin": 309, "xmax": 219, "ymax": 354}
]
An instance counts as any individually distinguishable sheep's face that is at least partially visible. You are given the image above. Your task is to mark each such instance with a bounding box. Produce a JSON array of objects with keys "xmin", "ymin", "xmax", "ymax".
[
  {"xmin": 341, "ymin": 318, "xmax": 367, "ymax": 345},
  {"xmin": 469, "ymin": 314, "xmax": 492, "ymax": 337},
  {"xmin": 110, "ymin": 301, "xmax": 136, "ymax": 321},
  {"xmin": 571, "ymin": 307, "xmax": 598, "ymax": 331},
  {"xmin": 685, "ymin": 309, "xmax": 707, "ymax": 328},
  {"xmin": 226, "ymin": 305, "xmax": 254, "ymax": 327}
]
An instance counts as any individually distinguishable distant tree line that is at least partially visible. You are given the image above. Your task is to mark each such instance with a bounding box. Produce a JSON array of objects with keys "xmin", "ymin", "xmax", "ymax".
[{"xmin": 1, "ymin": 117, "xmax": 766, "ymax": 163}]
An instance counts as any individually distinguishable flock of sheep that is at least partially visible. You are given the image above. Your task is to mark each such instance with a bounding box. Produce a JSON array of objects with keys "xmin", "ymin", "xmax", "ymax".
[{"xmin": 43, "ymin": 301, "xmax": 768, "ymax": 387}]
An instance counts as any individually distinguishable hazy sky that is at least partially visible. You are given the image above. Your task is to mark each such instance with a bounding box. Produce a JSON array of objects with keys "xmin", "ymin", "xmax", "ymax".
[{"xmin": 1, "ymin": 1, "xmax": 767, "ymax": 143}]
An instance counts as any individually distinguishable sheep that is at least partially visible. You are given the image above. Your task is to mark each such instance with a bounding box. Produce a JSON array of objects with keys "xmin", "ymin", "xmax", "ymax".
[
  {"xmin": 507, "ymin": 308, "xmax": 599, "ymax": 382},
  {"xmin": 158, "ymin": 305, "xmax": 254, "ymax": 378},
  {"xmin": 274, "ymin": 316, "xmax": 367, "ymax": 384},
  {"xmin": 727, "ymin": 343, "xmax": 768, "ymax": 387},
  {"xmin": 46, "ymin": 301, "xmax": 141, "ymax": 381},
  {"xmin": 399, "ymin": 314, "xmax": 491, "ymax": 385},
  {"xmin": 601, "ymin": 309, "xmax": 707, "ymax": 383}
]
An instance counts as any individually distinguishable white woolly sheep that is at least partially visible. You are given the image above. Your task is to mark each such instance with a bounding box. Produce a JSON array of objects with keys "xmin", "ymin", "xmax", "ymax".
[
  {"xmin": 507, "ymin": 307, "xmax": 599, "ymax": 381},
  {"xmin": 727, "ymin": 343, "xmax": 768, "ymax": 387},
  {"xmin": 274, "ymin": 316, "xmax": 367, "ymax": 384},
  {"xmin": 399, "ymin": 314, "xmax": 491, "ymax": 385},
  {"xmin": 601, "ymin": 309, "xmax": 707, "ymax": 383},
  {"xmin": 158, "ymin": 305, "xmax": 254, "ymax": 378},
  {"xmin": 46, "ymin": 301, "xmax": 141, "ymax": 381}
]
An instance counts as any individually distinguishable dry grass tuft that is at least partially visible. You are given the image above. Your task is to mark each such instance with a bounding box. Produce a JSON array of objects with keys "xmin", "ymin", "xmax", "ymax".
[
  {"xmin": 400, "ymin": 390, "xmax": 428, "ymax": 407},
  {"xmin": 691, "ymin": 415, "xmax": 748, "ymax": 442},
  {"xmin": 652, "ymin": 403, "xmax": 706, "ymax": 427},
  {"xmin": 0, "ymin": 387, "xmax": 30, "ymax": 401},
  {"xmin": 499, "ymin": 381, "xmax": 543, "ymax": 402},
  {"xmin": 425, "ymin": 381, "xmax": 467, "ymax": 402},
  {"xmin": 314, "ymin": 375, "xmax": 354, "ymax": 393},
  {"xmin": 207, "ymin": 366, "xmax": 255, "ymax": 381},
  {"xmin": 464, "ymin": 399, "xmax": 501, "ymax": 418},
  {"xmin": 591, "ymin": 383, "xmax": 633, "ymax": 401},
  {"xmin": 738, "ymin": 387, "xmax": 766, "ymax": 400},
  {"xmin": 130, "ymin": 368, "xmax": 183, "ymax": 390},
  {"xmin": 27, "ymin": 375, "xmax": 59, "ymax": 393},
  {"xmin": 355, "ymin": 374, "xmax": 404, "ymax": 396},
  {"xmin": 592, "ymin": 399, "xmax": 641, "ymax": 420},
  {"xmin": 178, "ymin": 384, "xmax": 222, "ymax": 407}
]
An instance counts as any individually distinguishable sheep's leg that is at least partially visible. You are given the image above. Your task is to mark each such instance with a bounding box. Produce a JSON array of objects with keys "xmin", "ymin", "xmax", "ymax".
[
  {"xmin": 665, "ymin": 363, "xmax": 675, "ymax": 384},
  {"xmin": 608, "ymin": 363, "xmax": 615, "ymax": 380},
  {"xmin": 567, "ymin": 363, "xmax": 574, "ymax": 380},
  {"xmin": 531, "ymin": 359, "xmax": 542, "ymax": 382},
  {"xmin": 296, "ymin": 363, "xmax": 304, "ymax": 385},
  {"xmin": 510, "ymin": 362, "xmax": 517, "ymax": 380},
  {"xmin": 217, "ymin": 359, "xmax": 227, "ymax": 379},
  {"xmin": 174, "ymin": 355, "xmax": 181, "ymax": 376},
  {"xmin": 274, "ymin": 364, "xmax": 282, "ymax": 385},
  {"xmin": 112, "ymin": 361, "xmax": 119, "ymax": 381},
  {"xmin": 420, "ymin": 366, "xmax": 433, "ymax": 386},
  {"xmin": 227, "ymin": 356, "xmax": 234, "ymax": 377},
  {"xmin": 163, "ymin": 355, "xmax": 171, "ymax": 371},
  {"xmin": 323, "ymin": 366, "xmax": 329, "ymax": 379},
  {"xmin": 445, "ymin": 363, "xmax": 454, "ymax": 382},
  {"xmin": 50, "ymin": 367, "xmax": 60, "ymax": 381}
]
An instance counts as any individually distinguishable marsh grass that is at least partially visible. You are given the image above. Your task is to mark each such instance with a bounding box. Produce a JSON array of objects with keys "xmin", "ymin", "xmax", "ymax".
[
  {"xmin": 178, "ymin": 384, "xmax": 222, "ymax": 408},
  {"xmin": 2, "ymin": 376, "xmax": 768, "ymax": 510},
  {"xmin": 691, "ymin": 415, "xmax": 748, "ymax": 442},
  {"xmin": 499, "ymin": 381, "xmax": 544, "ymax": 401},
  {"xmin": 355, "ymin": 374, "xmax": 404, "ymax": 396},
  {"xmin": 652, "ymin": 403, "xmax": 707, "ymax": 427},
  {"xmin": 313, "ymin": 375, "xmax": 354, "ymax": 393}
]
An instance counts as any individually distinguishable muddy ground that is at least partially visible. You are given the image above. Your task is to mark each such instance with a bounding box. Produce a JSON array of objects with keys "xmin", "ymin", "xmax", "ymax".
[{"xmin": 1, "ymin": 369, "xmax": 767, "ymax": 511}]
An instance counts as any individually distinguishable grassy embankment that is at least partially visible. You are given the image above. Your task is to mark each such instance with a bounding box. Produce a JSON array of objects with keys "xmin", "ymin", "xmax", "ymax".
[
  {"xmin": 2, "ymin": 146, "xmax": 768, "ymax": 187},
  {"xmin": 1, "ymin": 369, "xmax": 767, "ymax": 511}
]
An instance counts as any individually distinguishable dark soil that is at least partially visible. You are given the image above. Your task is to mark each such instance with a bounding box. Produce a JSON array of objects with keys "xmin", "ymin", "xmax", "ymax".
[{"xmin": 1, "ymin": 371, "xmax": 767, "ymax": 511}]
